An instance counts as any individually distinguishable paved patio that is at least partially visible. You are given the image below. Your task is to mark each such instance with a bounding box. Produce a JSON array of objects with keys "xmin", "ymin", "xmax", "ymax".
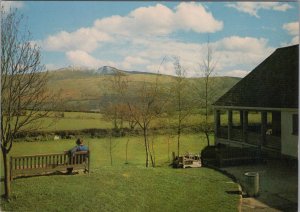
[{"xmin": 221, "ymin": 159, "xmax": 298, "ymax": 211}]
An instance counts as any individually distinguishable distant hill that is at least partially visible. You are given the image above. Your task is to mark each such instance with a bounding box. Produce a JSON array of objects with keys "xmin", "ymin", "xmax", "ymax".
[
  {"xmin": 47, "ymin": 67, "xmax": 241, "ymax": 111},
  {"xmin": 94, "ymin": 66, "xmax": 120, "ymax": 75}
]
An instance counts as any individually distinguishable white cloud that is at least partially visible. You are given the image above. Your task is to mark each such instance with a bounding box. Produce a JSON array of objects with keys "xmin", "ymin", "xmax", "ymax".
[
  {"xmin": 66, "ymin": 50, "xmax": 101, "ymax": 67},
  {"xmin": 213, "ymin": 36, "xmax": 274, "ymax": 71},
  {"xmin": 66, "ymin": 50, "xmax": 116, "ymax": 68},
  {"xmin": 49, "ymin": 31, "xmax": 274, "ymax": 77},
  {"xmin": 122, "ymin": 56, "xmax": 150, "ymax": 70},
  {"xmin": 128, "ymin": 4, "xmax": 175, "ymax": 35},
  {"xmin": 283, "ymin": 22, "xmax": 299, "ymax": 45},
  {"xmin": 175, "ymin": 2, "xmax": 223, "ymax": 33},
  {"xmin": 45, "ymin": 63, "xmax": 61, "ymax": 71},
  {"xmin": 131, "ymin": 36, "xmax": 273, "ymax": 77},
  {"xmin": 43, "ymin": 28, "xmax": 112, "ymax": 53},
  {"xmin": 40, "ymin": 2, "xmax": 277, "ymax": 77},
  {"xmin": 43, "ymin": 2, "xmax": 223, "ymax": 53},
  {"xmin": 273, "ymin": 3, "xmax": 293, "ymax": 12},
  {"xmin": 291, "ymin": 36, "xmax": 299, "ymax": 45},
  {"xmin": 94, "ymin": 3, "xmax": 223, "ymax": 36},
  {"xmin": 227, "ymin": 2, "xmax": 293, "ymax": 18},
  {"xmin": 225, "ymin": 70, "xmax": 250, "ymax": 78},
  {"xmin": 40, "ymin": 2, "xmax": 225, "ymax": 74},
  {"xmin": 146, "ymin": 62, "xmax": 175, "ymax": 76},
  {"xmin": 215, "ymin": 36, "xmax": 270, "ymax": 53},
  {"xmin": 283, "ymin": 22, "xmax": 299, "ymax": 36},
  {"xmin": 1, "ymin": 1, "xmax": 24, "ymax": 13}
]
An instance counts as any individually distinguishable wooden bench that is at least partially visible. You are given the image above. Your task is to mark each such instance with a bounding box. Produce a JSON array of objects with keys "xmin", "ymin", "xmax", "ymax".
[
  {"xmin": 10, "ymin": 151, "xmax": 90, "ymax": 180},
  {"xmin": 172, "ymin": 152, "xmax": 201, "ymax": 168}
]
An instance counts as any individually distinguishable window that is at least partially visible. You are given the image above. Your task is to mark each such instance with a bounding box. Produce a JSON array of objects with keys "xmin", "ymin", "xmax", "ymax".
[{"xmin": 292, "ymin": 114, "xmax": 298, "ymax": 135}]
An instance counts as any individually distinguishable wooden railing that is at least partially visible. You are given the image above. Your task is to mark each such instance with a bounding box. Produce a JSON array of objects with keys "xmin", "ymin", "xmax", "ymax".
[
  {"xmin": 216, "ymin": 147, "xmax": 261, "ymax": 167},
  {"xmin": 10, "ymin": 151, "xmax": 90, "ymax": 180},
  {"xmin": 231, "ymin": 128, "xmax": 243, "ymax": 141},
  {"xmin": 217, "ymin": 127, "xmax": 228, "ymax": 139},
  {"xmin": 265, "ymin": 135, "xmax": 281, "ymax": 150},
  {"xmin": 247, "ymin": 132, "xmax": 261, "ymax": 145}
]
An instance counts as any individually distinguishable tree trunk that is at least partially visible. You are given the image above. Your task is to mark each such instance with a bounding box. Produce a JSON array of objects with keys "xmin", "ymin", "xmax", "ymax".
[
  {"xmin": 147, "ymin": 133, "xmax": 154, "ymax": 167},
  {"xmin": 150, "ymin": 137, "xmax": 155, "ymax": 167},
  {"xmin": 167, "ymin": 136, "xmax": 170, "ymax": 163},
  {"xmin": 109, "ymin": 136, "xmax": 113, "ymax": 166},
  {"xmin": 177, "ymin": 122, "xmax": 181, "ymax": 157},
  {"xmin": 125, "ymin": 138, "xmax": 129, "ymax": 164},
  {"xmin": 1, "ymin": 148, "xmax": 11, "ymax": 199},
  {"xmin": 205, "ymin": 131, "xmax": 210, "ymax": 146},
  {"xmin": 143, "ymin": 128, "xmax": 149, "ymax": 167}
]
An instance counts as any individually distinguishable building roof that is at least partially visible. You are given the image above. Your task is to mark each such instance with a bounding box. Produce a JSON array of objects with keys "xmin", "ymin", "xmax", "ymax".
[{"xmin": 214, "ymin": 45, "xmax": 299, "ymax": 109}]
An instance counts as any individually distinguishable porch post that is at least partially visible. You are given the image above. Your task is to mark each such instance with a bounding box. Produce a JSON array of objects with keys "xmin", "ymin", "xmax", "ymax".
[
  {"xmin": 240, "ymin": 111, "xmax": 243, "ymax": 127},
  {"xmin": 214, "ymin": 109, "xmax": 220, "ymax": 137},
  {"xmin": 228, "ymin": 110, "xmax": 232, "ymax": 141},
  {"xmin": 243, "ymin": 111, "xmax": 248, "ymax": 143},
  {"xmin": 261, "ymin": 111, "xmax": 267, "ymax": 146}
]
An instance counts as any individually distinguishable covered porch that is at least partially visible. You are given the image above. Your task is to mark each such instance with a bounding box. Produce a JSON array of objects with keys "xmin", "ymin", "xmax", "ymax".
[{"xmin": 214, "ymin": 108, "xmax": 281, "ymax": 153}]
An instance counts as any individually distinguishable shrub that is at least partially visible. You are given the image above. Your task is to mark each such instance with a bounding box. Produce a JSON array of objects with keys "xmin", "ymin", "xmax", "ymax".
[{"xmin": 201, "ymin": 146, "xmax": 216, "ymax": 159}]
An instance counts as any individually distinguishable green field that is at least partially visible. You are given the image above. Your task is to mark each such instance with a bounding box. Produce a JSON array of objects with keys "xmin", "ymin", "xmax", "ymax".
[
  {"xmin": 42, "ymin": 112, "xmax": 112, "ymax": 131},
  {"xmin": 35, "ymin": 111, "xmax": 210, "ymax": 132},
  {"xmin": 0, "ymin": 135, "xmax": 241, "ymax": 211},
  {"xmin": 27, "ymin": 110, "xmax": 261, "ymax": 133}
]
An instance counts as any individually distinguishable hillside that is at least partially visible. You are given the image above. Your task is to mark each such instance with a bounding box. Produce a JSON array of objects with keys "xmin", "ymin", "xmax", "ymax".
[{"xmin": 47, "ymin": 67, "xmax": 241, "ymax": 111}]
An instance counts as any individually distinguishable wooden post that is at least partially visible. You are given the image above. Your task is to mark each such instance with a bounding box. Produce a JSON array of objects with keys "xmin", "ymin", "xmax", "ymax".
[
  {"xmin": 243, "ymin": 111, "xmax": 248, "ymax": 143},
  {"xmin": 239, "ymin": 110, "xmax": 243, "ymax": 137},
  {"xmin": 214, "ymin": 109, "xmax": 220, "ymax": 138},
  {"xmin": 15, "ymin": 158, "xmax": 17, "ymax": 170},
  {"xmin": 228, "ymin": 110, "xmax": 233, "ymax": 141},
  {"xmin": 261, "ymin": 111, "xmax": 267, "ymax": 146},
  {"xmin": 88, "ymin": 151, "xmax": 91, "ymax": 175}
]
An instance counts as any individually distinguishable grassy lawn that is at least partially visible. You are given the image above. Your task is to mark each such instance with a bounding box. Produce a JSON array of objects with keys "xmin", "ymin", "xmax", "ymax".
[
  {"xmin": 17, "ymin": 111, "xmax": 215, "ymax": 132},
  {"xmin": 26, "ymin": 111, "xmax": 261, "ymax": 132},
  {"xmin": 0, "ymin": 134, "xmax": 240, "ymax": 211},
  {"xmin": 2, "ymin": 167, "xmax": 240, "ymax": 212}
]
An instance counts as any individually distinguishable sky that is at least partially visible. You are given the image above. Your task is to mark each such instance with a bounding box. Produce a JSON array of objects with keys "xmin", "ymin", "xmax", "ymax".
[{"xmin": 2, "ymin": 1, "xmax": 299, "ymax": 77}]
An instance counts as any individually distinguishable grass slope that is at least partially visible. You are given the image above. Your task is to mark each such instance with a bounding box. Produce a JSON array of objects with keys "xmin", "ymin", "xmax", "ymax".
[
  {"xmin": 1, "ymin": 135, "xmax": 240, "ymax": 211},
  {"xmin": 47, "ymin": 68, "xmax": 240, "ymax": 111},
  {"xmin": 2, "ymin": 167, "xmax": 240, "ymax": 212}
]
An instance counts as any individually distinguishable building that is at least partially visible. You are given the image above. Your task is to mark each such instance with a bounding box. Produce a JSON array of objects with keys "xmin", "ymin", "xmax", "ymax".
[{"xmin": 213, "ymin": 45, "xmax": 299, "ymax": 159}]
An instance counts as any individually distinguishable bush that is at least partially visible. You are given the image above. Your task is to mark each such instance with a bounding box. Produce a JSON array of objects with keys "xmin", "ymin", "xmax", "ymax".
[{"xmin": 201, "ymin": 145, "xmax": 217, "ymax": 159}]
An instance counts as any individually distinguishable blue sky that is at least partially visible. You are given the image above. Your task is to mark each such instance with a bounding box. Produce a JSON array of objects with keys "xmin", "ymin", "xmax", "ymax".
[{"xmin": 3, "ymin": 1, "xmax": 299, "ymax": 77}]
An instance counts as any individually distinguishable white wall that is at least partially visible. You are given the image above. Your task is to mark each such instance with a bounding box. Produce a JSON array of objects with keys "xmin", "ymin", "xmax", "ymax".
[{"xmin": 281, "ymin": 111, "xmax": 298, "ymax": 158}]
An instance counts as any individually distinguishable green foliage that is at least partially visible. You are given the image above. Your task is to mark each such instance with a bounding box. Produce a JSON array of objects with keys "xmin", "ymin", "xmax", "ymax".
[{"xmin": 201, "ymin": 145, "xmax": 218, "ymax": 159}]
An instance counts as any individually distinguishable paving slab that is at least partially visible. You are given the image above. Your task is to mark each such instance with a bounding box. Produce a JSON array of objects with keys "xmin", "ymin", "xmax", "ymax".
[{"xmin": 220, "ymin": 159, "xmax": 298, "ymax": 212}]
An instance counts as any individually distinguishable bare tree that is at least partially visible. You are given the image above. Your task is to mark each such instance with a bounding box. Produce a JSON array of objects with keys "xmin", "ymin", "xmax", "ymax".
[
  {"xmin": 103, "ymin": 70, "xmax": 137, "ymax": 132},
  {"xmin": 196, "ymin": 39, "xmax": 218, "ymax": 146},
  {"xmin": 126, "ymin": 63, "xmax": 168, "ymax": 167},
  {"xmin": 107, "ymin": 132, "xmax": 118, "ymax": 166},
  {"xmin": 172, "ymin": 56, "xmax": 194, "ymax": 156},
  {"xmin": 1, "ymin": 9, "xmax": 57, "ymax": 199},
  {"xmin": 103, "ymin": 70, "xmax": 138, "ymax": 165}
]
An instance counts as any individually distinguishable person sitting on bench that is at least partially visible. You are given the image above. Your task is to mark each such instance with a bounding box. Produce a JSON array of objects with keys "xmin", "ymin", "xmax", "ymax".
[
  {"xmin": 69, "ymin": 138, "xmax": 88, "ymax": 156},
  {"xmin": 67, "ymin": 138, "xmax": 88, "ymax": 174}
]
